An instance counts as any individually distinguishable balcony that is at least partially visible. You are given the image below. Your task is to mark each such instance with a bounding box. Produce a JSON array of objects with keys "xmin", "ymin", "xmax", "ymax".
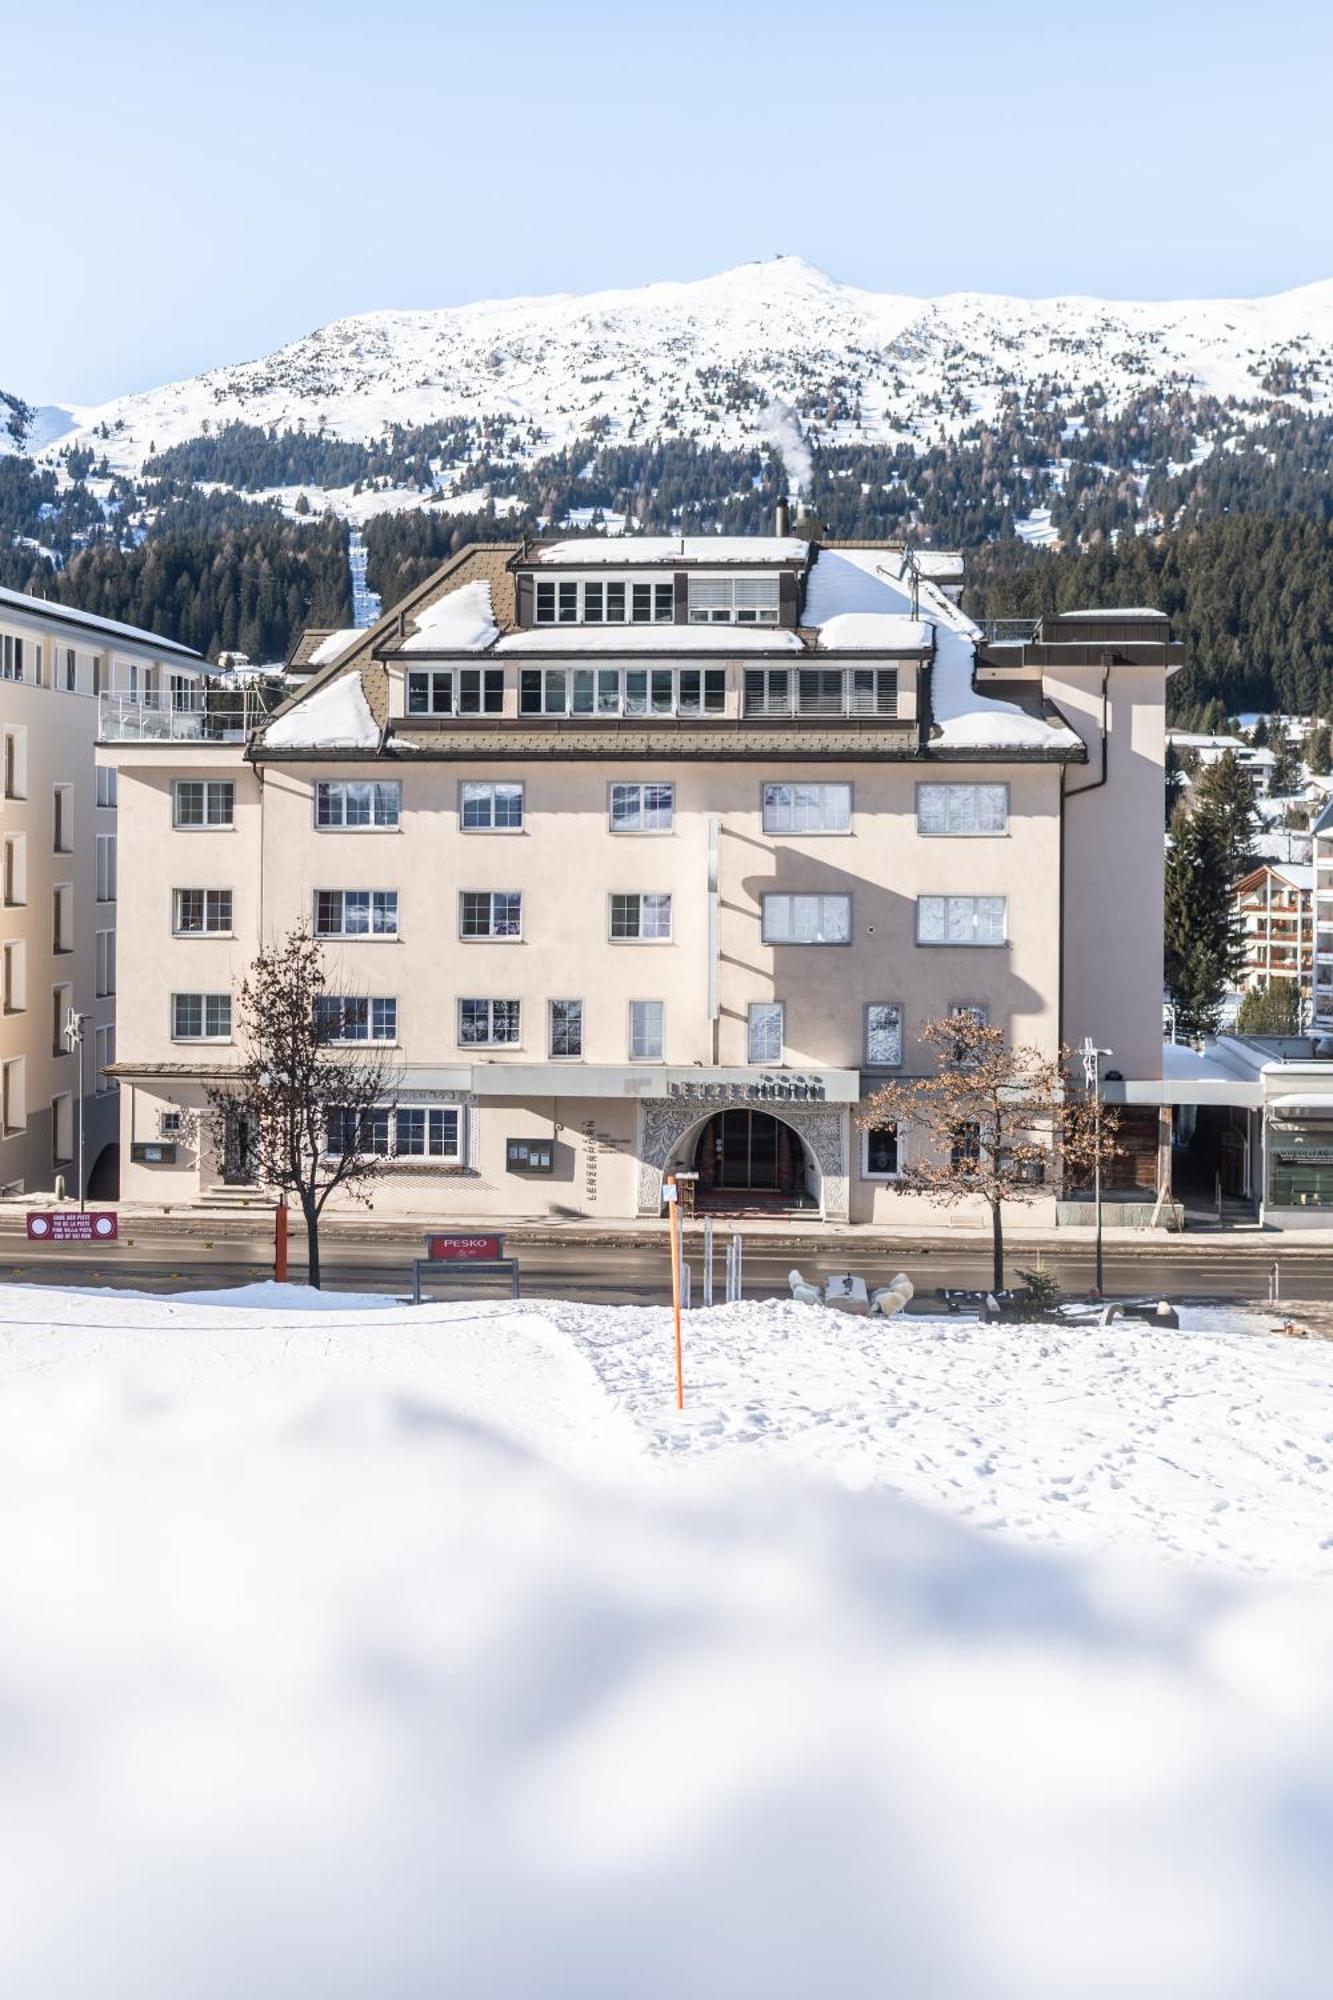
[{"xmin": 98, "ymin": 684, "xmax": 283, "ymax": 744}]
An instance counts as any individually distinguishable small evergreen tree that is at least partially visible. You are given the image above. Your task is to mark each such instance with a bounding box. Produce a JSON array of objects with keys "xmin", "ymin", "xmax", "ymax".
[
  {"xmin": 1236, "ymin": 978, "xmax": 1302, "ymax": 1035},
  {"xmin": 1164, "ymin": 800, "xmax": 1246, "ymax": 1036}
]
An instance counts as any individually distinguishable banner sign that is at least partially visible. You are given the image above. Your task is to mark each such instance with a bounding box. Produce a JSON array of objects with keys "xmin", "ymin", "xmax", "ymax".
[
  {"xmin": 426, "ymin": 1233, "xmax": 504, "ymax": 1262},
  {"xmin": 26, "ymin": 1211, "xmax": 119, "ymax": 1242},
  {"xmin": 667, "ymin": 1074, "xmax": 827, "ymax": 1104}
]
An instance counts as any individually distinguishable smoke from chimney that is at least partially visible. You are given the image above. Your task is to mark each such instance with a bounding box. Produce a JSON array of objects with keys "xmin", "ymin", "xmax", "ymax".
[{"xmin": 762, "ymin": 396, "xmax": 814, "ymax": 508}]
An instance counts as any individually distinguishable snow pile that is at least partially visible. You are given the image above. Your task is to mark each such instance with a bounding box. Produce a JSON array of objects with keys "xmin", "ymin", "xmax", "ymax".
[
  {"xmin": 816, "ymin": 611, "xmax": 931, "ymax": 650},
  {"xmin": 400, "ymin": 579, "xmax": 498, "ymax": 653},
  {"xmin": 5, "ymin": 1287, "xmax": 1333, "ymax": 1995},
  {"xmin": 263, "ymin": 671, "xmax": 379, "ymax": 751},
  {"xmin": 535, "ymin": 536, "xmax": 809, "ymax": 565},
  {"xmin": 495, "ymin": 624, "xmax": 804, "ymax": 654},
  {"xmin": 307, "ymin": 626, "xmax": 363, "ymax": 668}
]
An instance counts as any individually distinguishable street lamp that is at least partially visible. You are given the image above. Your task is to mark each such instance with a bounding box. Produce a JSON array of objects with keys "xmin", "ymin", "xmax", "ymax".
[
  {"xmin": 1080, "ymin": 1037, "xmax": 1113, "ymax": 1298},
  {"xmin": 62, "ymin": 1007, "xmax": 91, "ymax": 1211}
]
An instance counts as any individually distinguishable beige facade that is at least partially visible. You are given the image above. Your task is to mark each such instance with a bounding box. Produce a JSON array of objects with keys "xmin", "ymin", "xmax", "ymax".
[
  {"xmin": 0, "ymin": 589, "xmax": 202, "ymax": 1195},
  {"xmin": 102, "ymin": 541, "xmax": 1179, "ymax": 1226}
]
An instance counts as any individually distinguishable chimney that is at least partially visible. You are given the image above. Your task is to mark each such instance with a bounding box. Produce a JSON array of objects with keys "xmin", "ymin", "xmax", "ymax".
[{"xmin": 775, "ymin": 498, "xmax": 790, "ymax": 539}]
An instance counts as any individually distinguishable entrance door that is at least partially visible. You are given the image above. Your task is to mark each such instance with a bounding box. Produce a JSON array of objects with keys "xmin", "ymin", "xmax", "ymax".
[
  {"xmin": 223, "ymin": 1108, "xmax": 258, "ymax": 1184},
  {"xmin": 700, "ymin": 1110, "xmax": 791, "ymax": 1193}
]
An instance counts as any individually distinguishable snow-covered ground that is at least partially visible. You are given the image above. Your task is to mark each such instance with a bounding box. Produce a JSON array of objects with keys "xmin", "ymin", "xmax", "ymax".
[{"xmin": 6, "ymin": 1281, "xmax": 1333, "ymax": 1996}]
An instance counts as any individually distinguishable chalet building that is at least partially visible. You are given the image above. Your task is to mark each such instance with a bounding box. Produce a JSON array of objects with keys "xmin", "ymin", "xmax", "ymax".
[
  {"xmin": 0, "ymin": 589, "xmax": 203, "ymax": 1197},
  {"xmin": 98, "ymin": 531, "xmax": 1180, "ymax": 1225},
  {"xmin": 1230, "ymin": 862, "xmax": 1314, "ymax": 999}
]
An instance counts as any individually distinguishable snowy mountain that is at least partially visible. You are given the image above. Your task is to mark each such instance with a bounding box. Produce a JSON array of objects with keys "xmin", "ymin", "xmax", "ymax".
[{"xmin": 35, "ymin": 257, "xmax": 1333, "ymax": 493}]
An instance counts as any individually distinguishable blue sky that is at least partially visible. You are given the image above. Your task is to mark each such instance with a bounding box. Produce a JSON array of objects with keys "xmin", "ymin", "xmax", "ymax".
[{"xmin": 10, "ymin": 0, "xmax": 1333, "ymax": 403}]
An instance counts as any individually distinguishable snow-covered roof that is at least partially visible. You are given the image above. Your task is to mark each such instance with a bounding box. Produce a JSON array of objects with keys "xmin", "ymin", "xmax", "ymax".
[
  {"xmin": 1167, "ymin": 731, "xmax": 1248, "ymax": 751},
  {"xmin": 0, "ymin": 584, "xmax": 201, "ymax": 659},
  {"xmin": 815, "ymin": 613, "xmax": 932, "ymax": 651},
  {"xmin": 307, "ymin": 627, "xmax": 364, "ymax": 668},
  {"xmin": 263, "ymin": 673, "xmax": 379, "ymax": 751},
  {"xmin": 400, "ymin": 581, "xmax": 498, "ymax": 654},
  {"xmin": 912, "ymin": 551, "xmax": 964, "ymax": 581},
  {"xmin": 534, "ymin": 537, "xmax": 809, "ymax": 566},
  {"xmin": 495, "ymin": 625, "xmax": 804, "ymax": 654},
  {"xmin": 1058, "ymin": 606, "xmax": 1165, "ymax": 620}
]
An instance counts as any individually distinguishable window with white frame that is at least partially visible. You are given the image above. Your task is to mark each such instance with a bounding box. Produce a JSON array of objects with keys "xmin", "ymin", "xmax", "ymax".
[
  {"xmin": 325, "ymin": 1103, "xmax": 462, "ymax": 1161},
  {"xmin": 52, "ymin": 1092, "xmax": 74, "ymax": 1165},
  {"xmin": 3, "ymin": 835, "xmax": 26, "ymax": 907},
  {"xmin": 865, "ymin": 1002, "xmax": 904, "ymax": 1067},
  {"xmin": 610, "ymin": 892, "xmax": 672, "ymax": 941},
  {"xmin": 744, "ymin": 666, "xmax": 898, "ymax": 719},
  {"xmin": 459, "ymin": 997, "xmax": 520, "ymax": 1046},
  {"xmin": 549, "ymin": 998, "xmax": 583, "ymax": 1058},
  {"xmin": 0, "ymin": 634, "xmax": 25, "ymax": 681},
  {"xmin": 96, "ymin": 765, "xmax": 118, "ymax": 809},
  {"xmin": 3, "ymin": 726, "xmax": 27, "ymax": 800},
  {"xmin": 461, "ymin": 780, "xmax": 524, "ymax": 831},
  {"xmin": 173, "ymin": 888, "xmax": 233, "ymax": 935},
  {"xmin": 52, "ymin": 983, "xmax": 72, "ymax": 1058},
  {"xmin": 53, "ymin": 785, "xmax": 73, "ymax": 855},
  {"xmin": 629, "ymin": 1000, "xmax": 664, "ymax": 1060},
  {"xmin": 761, "ymin": 893, "xmax": 851, "ymax": 944},
  {"xmin": 53, "ymin": 884, "xmax": 73, "ymax": 954},
  {"xmin": 95, "ymin": 1024, "xmax": 117, "ymax": 1094},
  {"xmin": 947, "ymin": 1002, "xmax": 990, "ymax": 1068},
  {"xmin": 747, "ymin": 1001, "xmax": 784, "ymax": 1063},
  {"xmin": 95, "ymin": 930, "xmax": 115, "ymax": 999},
  {"xmin": 688, "ymin": 576, "xmax": 780, "ymax": 624},
  {"xmin": 406, "ymin": 667, "xmax": 504, "ymax": 716},
  {"xmin": 519, "ymin": 666, "xmax": 724, "ymax": 718},
  {"xmin": 316, "ymin": 780, "xmax": 400, "ymax": 828},
  {"xmin": 314, "ymin": 890, "xmax": 399, "ymax": 937},
  {"xmin": 610, "ymin": 782, "xmax": 674, "ymax": 833},
  {"xmin": 762, "ymin": 782, "xmax": 852, "ymax": 834},
  {"xmin": 64, "ymin": 647, "xmax": 78, "ymax": 694},
  {"xmin": 1, "ymin": 1055, "xmax": 25, "ymax": 1134},
  {"xmin": 460, "ymin": 891, "xmax": 522, "ymax": 939},
  {"xmin": 174, "ymin": 780, "xmax": 234, "ymax": 828},
  {"xmin": 916, "ymin": 896, "xmax": 1006, "ymax": 946},
  {"xmin": 862, "ymin": 1124, "xmax": 901, "ymax": 1179},
  {"xmin": 95, "ymin": 834, "xmax": 116, "ymax": 903},
  {"xmin": 2, "ymin": 939, "xmax": 25, "ymax": 1013},
  {"xmin": 313, "ymin": 995, "xmax": 398, "ymax": 1043},
  {"xmin": 534, "ymin": 577, "xmax": 674, "ymax": 625},
  {"xmin": 172, "ymin": 993, "xmax": 232, "ymax": 1040},
  {"xmin": 916, "ymin": 783, "xmax": 1009, "ymax": 836}
]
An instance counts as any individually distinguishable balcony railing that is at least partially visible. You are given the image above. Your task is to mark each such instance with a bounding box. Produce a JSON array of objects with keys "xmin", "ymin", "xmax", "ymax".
[
  {"xmin": 98, "ymin": 684, "xmax": 283, "ymax": 744},
  {"xmin": 978, "ymin": 619, "xmax": 1040, "ymax": 645}
]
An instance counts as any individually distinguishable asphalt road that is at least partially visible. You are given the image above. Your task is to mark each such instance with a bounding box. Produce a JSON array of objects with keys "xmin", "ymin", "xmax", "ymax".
[{"xmin": 0, "ymin": 1233, "xmax": 1324, "ymax": 1305}]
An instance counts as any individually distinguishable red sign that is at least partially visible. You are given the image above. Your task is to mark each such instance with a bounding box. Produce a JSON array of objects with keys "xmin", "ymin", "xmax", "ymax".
[
  {"xmin": 427, "ymin": 1233, "xmax": 503, "ymax": 1262},
  {"xmin": 26, "ymin": 1211, "xmax": 119, "ymax": 1243}
]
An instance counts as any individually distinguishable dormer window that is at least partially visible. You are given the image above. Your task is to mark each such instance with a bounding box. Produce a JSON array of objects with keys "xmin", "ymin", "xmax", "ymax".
[
  {"xmin": 688, "ymin": 577, "xmax": 779, "ymax": 625},
  {"xmin": 534, "ymin": 578, "xmax": 674, "ymax": 625}
]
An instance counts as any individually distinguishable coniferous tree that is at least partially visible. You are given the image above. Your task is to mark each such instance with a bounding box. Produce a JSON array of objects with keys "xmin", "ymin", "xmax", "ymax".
[
  {"xmin": 1164, "ymin": 801, "xmax": 1246, "ymax": 1037},
  {"xmin": 1236, "ymin": 979, "xmax": 1302, "ymax": 1035},
  {"xmin": 1190, "ymin": 751, "xmax": 1260, "ymax": 881}
]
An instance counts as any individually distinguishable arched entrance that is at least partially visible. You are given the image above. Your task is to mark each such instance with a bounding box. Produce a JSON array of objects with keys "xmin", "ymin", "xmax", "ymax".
[{"xmin": 691, "ymin": 1109, "xmax": 815, "ymax": 1211}]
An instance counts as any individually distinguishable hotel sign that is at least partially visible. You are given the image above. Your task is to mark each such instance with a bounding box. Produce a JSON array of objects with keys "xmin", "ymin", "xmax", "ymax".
[{"xmin": 667, "ymin": 1073, "xmax": 827, "ymax": 1104}]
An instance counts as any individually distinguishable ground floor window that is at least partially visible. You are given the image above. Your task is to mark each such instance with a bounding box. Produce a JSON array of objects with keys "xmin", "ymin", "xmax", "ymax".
[
  {"xmin": 325, "ymin": 1104, "xmax": 462, "ymax": 1161},
  {"xmin": 862, "ymin": 1124, "xmax": 900, "ymax": 1178},
  {"xmin": 1267, "ymin": 1127, "xmax": 1333, "ymax": 1208}
]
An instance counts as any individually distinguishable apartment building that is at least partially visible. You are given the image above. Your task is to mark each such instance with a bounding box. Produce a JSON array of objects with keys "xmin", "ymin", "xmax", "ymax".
[
  {"xmin": 1231, "ymin": 862, "xmax": 1314, "ymax": 998},
  {"xmin": 0, "ymin": 588, "xmax": 203, "ymax": 1196},
  {"xmin": 101, "ymin": 532, "xmax": 1180, "ymax": 1225}
]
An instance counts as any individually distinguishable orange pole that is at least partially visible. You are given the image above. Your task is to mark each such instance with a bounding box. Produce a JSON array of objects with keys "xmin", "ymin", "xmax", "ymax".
[
  {"xmin": 666, "ymin": 1175, "xmax": 683, "ymax": 1410},
  {"xmin": 275, "ymin": 1198, "xmax": 288, "ymax": 1283}
]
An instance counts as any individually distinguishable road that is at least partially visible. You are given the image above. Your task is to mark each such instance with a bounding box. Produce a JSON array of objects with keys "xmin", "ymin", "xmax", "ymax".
[{"xmin": 0, "ymin": 1232, "xmax": 1320, "ymax": 1305}]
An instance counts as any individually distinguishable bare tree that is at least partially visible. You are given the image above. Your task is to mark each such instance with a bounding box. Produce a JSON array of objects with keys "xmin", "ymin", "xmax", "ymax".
[
  {"xmin": 204, "ymin": 926, "xmax": 397, "ymax": 1288},
  {"xmin": 859, "ymin": 1013, "xmax": 1113, "ymax": 1292}
]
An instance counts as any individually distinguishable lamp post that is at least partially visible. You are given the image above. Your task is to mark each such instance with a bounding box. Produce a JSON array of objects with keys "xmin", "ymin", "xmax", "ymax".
[
  {"xmin": 1080, "ymin": 1037, "xmax": 1113, "ymax": 1298},
  {"xmin": 62, "ymin": 1007, "xmax": 90, "ymax": 1211}
]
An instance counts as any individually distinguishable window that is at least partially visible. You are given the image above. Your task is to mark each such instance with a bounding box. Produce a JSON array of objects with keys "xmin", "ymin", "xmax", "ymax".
[
  {"xmin": 95, "ymin": 834, "xmax": 117, "ymax": 903},
  {"xmin": 743, "ymin": 666, "xmax": 898, "ymax": 718},
  {"xmin": 52, "ymin": 1092, "xmax": 74, "ymax": 1167},
  {"xmin": 96, "ymin": 765, "xmax": 118, "ymax": 809},
  {"xmin": 3, "ymin": 835, "xmax": 26, "ymax": 907},
  {"xmin": 1, "ymin": 1056, "xmax": 26, "ymax": 1135},
  {"xmin": 951, "ymin": 1121, "xmax": 982, "ymax": 1173},
  {"xmin": 314, "ymin": 890, "xmax": 399, "ymax": 937},
  {"xmin": 173, "ymin": 888, "xmax": 233, "ymax": 935},
  {"xmin": 52, "ymin": 786, "xmax": 74, "ymax": 855},
  {"xmin": 534, "ymin": 577, "xmax": 673, "ymax": 624},
  {"xmin": 172, "ymin": 993, "xmax": 232, "ymax": 1040},
  {"xmin": 3, "ymin": 727, "xmax": 26, "ymax": 799},
  {"xmin": 762, "ymin": 782, "xmax": 852, "ymax": 834},
  {"xmin": 865, "ymin": 1003, "xmax": 904, "ymax": 1068},
  {"xmin": 460, "ymin": 891, "xmax": 522, "ymax": 939},
  {"xmin": 610, "ymin": 782, "xmax": 674, "ymax": 833},
  {"xmin": 688, "ymin": 576, "xmax": 780, "ymax": 624},
  {"xmin": 610, "ymin": 892, "xmax": 672, "ymax": 941},
  {"xmin": 95, "ymin": 1024, "xmax": 117, "ymax": 1095},
  {"xmin": 316, "ymin": 780, "xmax": 400, "ymax": 829},
  {"xmin": 863, "ymin": 1125, "xmax": 900, "ymax": 1179},
  {"xmin": 52, "ymin": 984, "xmax": 73, "ymax": 1058},
  {"xmin": 325, "ymin": 1104, "xmax": 461, "ymax": 1161},
  {"xmin": 2, "ymin": 940, "xmax": 25, "ymax": 1014},
  {"xmin": 916, "ymin": 784, "xmax": 1009, "ymax": 836},
  {"xmin": 461, "ymin": 780, "xmax": 524, "ymax": 831},
  {"xmin": 53, "ymin": 884, "xmax": 73, "ymax": 954},
  {"xmin": 174, "ymin": 780, "xmax": 234, "ymax": 828},
  {"xmin": 459, "ymin": 998, "xmax": 520, "ymax": 1046},
  {"xmin": 947, "ymin": 1003, "xmax": 990, "ymax": 1068},
  {"xmin": 629, "ymin": 1000, "xmax": 664, "ymax": 1060},
  {"xmin": 916, "ymin": 896, "xmax": 1006, "ymax": 946},
  {"xmin": 761, "ymin": 894, "xmax": 851, "ymax": 944},
  {"xmin": 747, "ymin": 1001, "xmax": 783, "ymax": 1063},
  {"xmin": 313, "ymin": 996, "xmax": 398, "ymax": 1043},
  {"xmin": 519, "ymin": 666, "xmax": 724, "ymax": 718},
  {"xmin": 64, "ymin": 647, "xmax": 78, "ymax": 694},
  {"xmin": 406, "ymin": 667, "xmax": 504, "ymax": 715},
  {"xmin": 549, "ymin": 998, "xmax": 584, "ymax": 1058},
  {"xmin": 0, "ymin": 634, "xmax": 24, "ymax": 681},
  {"xmin": 95, "ymin": 930, "xmax": 116, "ymax": 999}
]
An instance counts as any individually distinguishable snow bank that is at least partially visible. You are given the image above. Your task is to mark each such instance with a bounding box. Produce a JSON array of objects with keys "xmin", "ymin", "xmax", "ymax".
[
  {"xmin": 6, "ymin": 1286, "xmax": 1333, "ymax": 1996},
  {"xmin": 264, "ymin": 672, "xmax": 379, "ymax": 751},
  {"xmin": 814, "ymin": 611, "xmax": 931, "ymax": 650},
  {"xmin": 400, "ymin": 579, "xmax": 498, "ymax": 653}
]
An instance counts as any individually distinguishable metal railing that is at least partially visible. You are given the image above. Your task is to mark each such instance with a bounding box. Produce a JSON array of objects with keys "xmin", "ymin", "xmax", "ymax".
[{"xmin": 98, "ymin": 683, "xmax": 284, "ymax": 744}]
